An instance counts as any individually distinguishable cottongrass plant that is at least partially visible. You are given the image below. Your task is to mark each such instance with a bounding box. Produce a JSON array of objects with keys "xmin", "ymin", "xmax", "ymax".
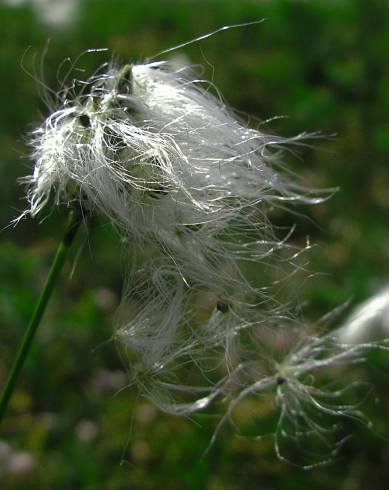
[{"xmin": 3, "ymin": 52, "xmax": 388, "ymax": 467}]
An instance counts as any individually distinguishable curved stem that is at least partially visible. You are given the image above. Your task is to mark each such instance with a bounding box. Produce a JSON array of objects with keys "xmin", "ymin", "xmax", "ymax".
[{"xmin": 0, "ymin": 211, "xmax": 83, "ymax": 424}]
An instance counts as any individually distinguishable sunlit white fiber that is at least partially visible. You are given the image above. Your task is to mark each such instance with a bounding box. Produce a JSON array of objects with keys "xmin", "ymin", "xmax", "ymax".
[
  {"xmin": 23, "ymin": 60, "xmax": 315, "ymax": 379},
  {"xmin": 338, "ymin": 285, "xmax": 389, "ymax": 344},
  {"xmin": 21, "ymin": 57, "xmax": 383, "ymax": 466},
  {"xmin": 208, "ymin": 327, "xmax": 388, "ymax": 468}
]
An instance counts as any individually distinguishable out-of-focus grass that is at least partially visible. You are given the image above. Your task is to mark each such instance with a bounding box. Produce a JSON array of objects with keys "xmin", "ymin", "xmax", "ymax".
[{"xmin": 1, "ymin": 1, "xmax": 389, "ymax": 488}]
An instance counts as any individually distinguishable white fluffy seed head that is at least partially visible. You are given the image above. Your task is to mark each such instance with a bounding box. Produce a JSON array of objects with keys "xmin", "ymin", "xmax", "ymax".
[
  {"xmin": 22, "ymin": 57, "xmax": 380, "ymax": 466},
  {"xmin": 23, "ymin": 61, "xmax": 317, "ymax": 232}
]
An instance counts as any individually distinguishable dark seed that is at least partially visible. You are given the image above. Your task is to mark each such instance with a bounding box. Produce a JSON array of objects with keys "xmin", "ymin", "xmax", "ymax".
[
  {"xmin": 79, "ymin": 114, "xmax": 91, "ymax": 128},
  {"xmin": 149, "ymin": 156, "xmax": 162, "ymax": 169},
  {"xmin": 148, "ymin": 185, "xmax": 169, "ymax": 198},
  {"xmin": 184, "ymin": 223, "xmax": 202, "ymax": 232},
  {"xmin": 117, "ymin": 65, "xmax": 133, "ymax": 94},
  {"xmin": 276, "ymin": 376, "xmax": 286, "ymax": 386},
  {"xmin": 216, "ymin": 300, "xmax": 230, "ymax": 313}
]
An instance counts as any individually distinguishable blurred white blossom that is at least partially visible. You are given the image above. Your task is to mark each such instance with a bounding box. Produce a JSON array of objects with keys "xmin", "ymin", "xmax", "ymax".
[
  {"xmin": 4, "ymin": 0, "xmax": 80, "ymax": 30},
  {"xmin": 5, "ymin": 451, "xmax": 35, "ymax": 476},
  {"xmin": 75, "ymin": 419, "xmax": 99, "ymax": 443}
]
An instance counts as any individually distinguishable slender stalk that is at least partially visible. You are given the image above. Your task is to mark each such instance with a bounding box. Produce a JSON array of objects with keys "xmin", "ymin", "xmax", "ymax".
[{"xmin": 0, "ymin": 211, "xmax": 82, "ymax": 424}]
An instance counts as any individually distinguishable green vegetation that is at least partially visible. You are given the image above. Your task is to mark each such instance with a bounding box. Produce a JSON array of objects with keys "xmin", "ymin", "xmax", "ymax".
[{"xmin": 1, "ymin": 1, "xmax": 388, "ymax": 488}]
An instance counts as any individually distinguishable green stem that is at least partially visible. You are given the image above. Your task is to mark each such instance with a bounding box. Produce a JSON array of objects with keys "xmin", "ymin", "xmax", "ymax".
[{"xmin": 0, "ymin": 211, "xmax": 82, "ymax": 424}]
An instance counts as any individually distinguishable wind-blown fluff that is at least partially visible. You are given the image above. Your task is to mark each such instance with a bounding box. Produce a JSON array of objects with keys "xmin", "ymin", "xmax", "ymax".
[
  {"xmin": 338, "ymin": 286, "xmax": 389, "ymax": 344},
  {"xmin": 22, "ymin": 59, "xmax": 386, "ymax": 466}
]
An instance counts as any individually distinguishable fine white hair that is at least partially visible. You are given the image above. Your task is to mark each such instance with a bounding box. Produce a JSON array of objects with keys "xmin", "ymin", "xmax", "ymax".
[
  {"xmin": 338, "ymin": 286, "xmax": 389, "ymax": 344},
  {"xmin": 21, "ymin": 58, "xmax": 386, "ymax": 465}
]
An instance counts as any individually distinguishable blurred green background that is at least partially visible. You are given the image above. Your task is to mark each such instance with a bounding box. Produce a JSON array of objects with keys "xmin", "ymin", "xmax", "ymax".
[{"xmin": 1, "ymin": 0, "xmax": 389, "ymax": 488}]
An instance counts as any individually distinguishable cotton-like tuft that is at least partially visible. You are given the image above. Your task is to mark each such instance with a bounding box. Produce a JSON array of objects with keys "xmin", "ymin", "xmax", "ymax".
[
  {"xmin": 338, "ymin": 286, "xmax": 389, "ymax": 344},
  {"xmin": 21, "ymin": 58, "xmax": 385, "ymax": 465}
]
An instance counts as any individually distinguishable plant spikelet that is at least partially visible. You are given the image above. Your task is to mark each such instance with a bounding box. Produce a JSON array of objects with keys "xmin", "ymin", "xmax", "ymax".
[{"xmin": 21, "ymin": 58, "xmax": 386, "ymax": 466}]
